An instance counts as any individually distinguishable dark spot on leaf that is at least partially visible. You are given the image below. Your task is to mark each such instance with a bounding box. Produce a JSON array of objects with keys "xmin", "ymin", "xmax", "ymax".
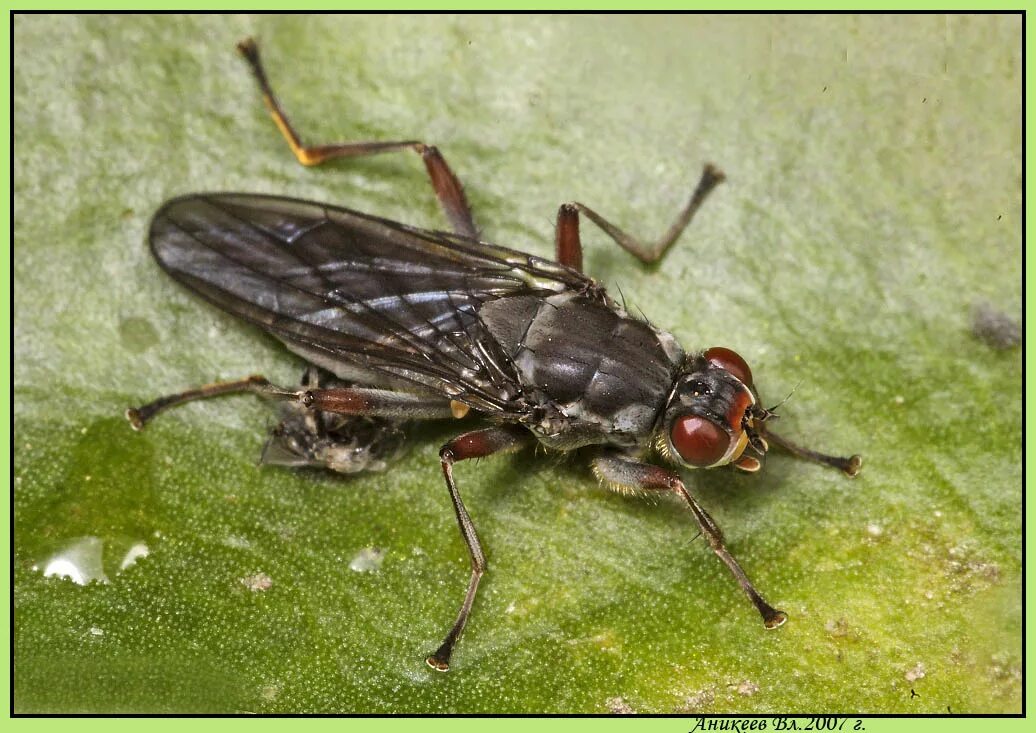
[
  {"xmin": 119, "ymin": 317, "xmax": 159, "ymax": 353},
  {"xmin": 971, "ymin": 303, "xmax": 1021, "ymax": 350}
]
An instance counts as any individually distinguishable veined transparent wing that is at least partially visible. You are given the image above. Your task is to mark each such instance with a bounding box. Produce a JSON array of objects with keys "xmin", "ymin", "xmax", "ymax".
[{"xmin": 149, "ymin": 193, "xmax": 595, "ymax": 414}]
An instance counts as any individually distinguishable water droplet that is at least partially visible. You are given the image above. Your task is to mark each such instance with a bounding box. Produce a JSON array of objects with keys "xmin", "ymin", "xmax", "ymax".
[
  {"xmin": 241, "ymin": 572, "xmax": 273, "ymax": 592},
  {"xmin": 223, "ymin": 535, "xmax": 251, "ymax": 549},
  {"xmin": 349, "ymin": 547, "xmax": 385, "ymax": 573},
  {"xmin": 42, "ymin": 536, "xmax": 107, "ymax": 585},
  {"xmin": 905, "ymin": 662, "xmax": 926, "ymax": 682},
  {"xmin": 38, "ymin": 535, "xmax": 150, "ymax": 585},
  {"xmin": 606, "ymin": 696, "xmax": 635, "ymax": 714},
  {"xmin": 736, "ymin": 680, "xmax": 759, "ymax": 696},
  {"xmin": 119, "ymin": 542, "xmax": 149, "ymax": 570}
]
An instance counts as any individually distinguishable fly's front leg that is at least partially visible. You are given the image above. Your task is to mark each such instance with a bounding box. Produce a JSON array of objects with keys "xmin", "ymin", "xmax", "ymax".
[
  {"xmin": 236, "ymin": 37, "xmax": 478, "ymax": 239},
  {"xmin": 554, "ymin": 164, "xmax": 725, "ymax": 270},
  {"xmin": 761, "ymin": 429, "xmax": 863, "ymax": 477},
  {"xmin": 591, "ymin": 451, "xmax": 787, "ymax": 629},
  {"xmin": 427, "ymin": 425, "xmax": 532, "ymax": 672}
]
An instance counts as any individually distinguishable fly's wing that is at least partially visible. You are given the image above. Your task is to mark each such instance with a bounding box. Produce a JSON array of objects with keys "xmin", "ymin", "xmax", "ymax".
[{"xmin": 149, "ymin": 193, "xmax": 594, "ymax": 415}]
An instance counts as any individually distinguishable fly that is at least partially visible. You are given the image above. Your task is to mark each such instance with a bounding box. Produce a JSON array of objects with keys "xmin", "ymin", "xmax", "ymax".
[{"xmin": 127, "ymin": 38, "xmax": 863, "ymax": 671}]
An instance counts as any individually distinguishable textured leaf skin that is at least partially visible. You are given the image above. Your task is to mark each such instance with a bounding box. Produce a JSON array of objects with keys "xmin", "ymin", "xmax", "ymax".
[{"xmin": 14, "ymin": 15, "xmax": 1020, "ymax": 713}]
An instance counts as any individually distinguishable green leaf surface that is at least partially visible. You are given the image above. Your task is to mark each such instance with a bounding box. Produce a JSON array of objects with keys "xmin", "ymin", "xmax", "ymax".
[{"xmin": 14, "ymin": 15, "xmax": 1021, "ymax": 713}]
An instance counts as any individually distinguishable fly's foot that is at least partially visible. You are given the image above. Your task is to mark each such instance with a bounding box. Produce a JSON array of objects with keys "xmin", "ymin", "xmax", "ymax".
[
  {"xmin": 426, "ymin": 653, "xmax": 451, "ymax": 672},
  {"xmin": 125, "ymin": 408, "xmax": 146, "ymax": 431},
  {"xmin": 763, "ymin": 608, "xmax": 788, "ymax": 629},
  {"xmin": 843, "ymin": 454, "xmax": 864, "ymax": 477}
]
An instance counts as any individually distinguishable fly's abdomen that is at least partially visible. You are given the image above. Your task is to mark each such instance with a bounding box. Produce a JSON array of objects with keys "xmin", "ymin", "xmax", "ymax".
[{"xmin": 478, "ymin": 293, "xmax": 683, "ymax": 443}]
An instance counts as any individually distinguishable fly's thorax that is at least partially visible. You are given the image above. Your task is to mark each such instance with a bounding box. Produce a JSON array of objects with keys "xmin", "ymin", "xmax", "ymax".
[
  {"xmin": 478, "ymin": 291, "xmax": 684, "ymax": 446},
  {"xmin": 656, "ymin": 347, "xmax": 768, "ymax": 472}
]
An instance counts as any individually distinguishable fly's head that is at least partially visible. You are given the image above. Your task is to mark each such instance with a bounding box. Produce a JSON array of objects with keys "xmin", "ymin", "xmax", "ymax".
[{"xmin": 657, "ymin": 347, "xmax": 772, "ymax": 473}]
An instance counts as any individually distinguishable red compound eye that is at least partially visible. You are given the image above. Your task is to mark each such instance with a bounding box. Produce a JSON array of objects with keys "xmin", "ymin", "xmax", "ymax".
[
  {"xmin": 670, "ymin": 415, "xmax": 732, "ymax": 467},
  {"xmin": 704, "ymin": 346, "xmax": 753, "ymax": 387}
]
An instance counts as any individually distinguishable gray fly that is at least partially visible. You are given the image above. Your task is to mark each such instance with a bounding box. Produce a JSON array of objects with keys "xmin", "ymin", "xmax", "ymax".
[{"xmin": 128, "ymin": 38, "xmax": 862, "ymax": 671}]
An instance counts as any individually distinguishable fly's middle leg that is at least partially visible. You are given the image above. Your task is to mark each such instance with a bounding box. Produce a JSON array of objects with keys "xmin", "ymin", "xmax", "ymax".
[
  {"xmin": 554, "ymin": 163, "xmax": 725, "ymax": 270},
  {"xmin": 591, "ymin": 451, "xmax": 787, "ymax": 629},
  {"xmin": 236, "ymin": 37, "xmax": 478, "ymax": 239},
  {"xmin": 427, "ymin": 425, "xmax": 532, "ymax": 672}
]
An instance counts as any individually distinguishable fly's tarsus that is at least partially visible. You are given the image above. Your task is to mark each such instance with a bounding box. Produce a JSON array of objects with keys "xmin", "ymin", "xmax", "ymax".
[
  {"xmin": 235, "ymin": 36, "xmax": 478, "ymax": 239},
  {"xmin": 764, "ymin": 430, "xmax": 863, "ymax": 477},
  {"xmin": 591, "ymin": 452, "xmax": 787, "ymax": 629},
  {"xmin": 563, "ymin": 163, "xmax": 726, "ymax": 268},
  {"xmin": 126, "ymin": 375, "xmax": 284, "ymax": 430},
  {"xmin": 427, "ymin": 426, "xmax": 531, "ymax": 671}
]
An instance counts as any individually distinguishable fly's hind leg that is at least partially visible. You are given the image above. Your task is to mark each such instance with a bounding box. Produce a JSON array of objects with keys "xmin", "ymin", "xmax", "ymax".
[
  {"xmin": 591, "ymin": 451, "xmax": 787, "ymax": 629},
  {"xmin": 126, "ymin": 375, "xmax": 293, "ymax": 430},
  {"xmin": 127, "ymin": 373, "xmax": 456, "ymax": 429},
  {"xmin": 261, "ymin": 367, "xmax": 412, "ymax": 475},
  {"xmin": 427, "ymin": 425, "xmax": 533, "ymax": 672},
  {"xmin": 236, "ymin": 37, "xmax": 477, "ymax": 239},
  {"xmin": 128, "ymin": 372, "xmax": 459, "ymax": 475},
  {"xmin": 554, "ymin": 163, "xmax": 725, "ymax": 271}
]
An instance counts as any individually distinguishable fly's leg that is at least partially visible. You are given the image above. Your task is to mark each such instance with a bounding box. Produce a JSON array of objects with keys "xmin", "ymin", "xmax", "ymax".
[
  {"xmin": 126, "ymin": 375, "xmax": 294, "ymax": 429},
  {"xmin": 302, "ymin": 387, "xmax": 456, "ymax": 421},
  {"xmin": 591, "ymin": 451, "xmax": 787, "ymax": 629},
  {"xmin": 554, "ymin": 164, "xmax": 725, "ymax": 270},
  {"xmin": 262, "ymin": 368, "xmax": 409, "ymax": 474},
  {"xmin": 127, "ymin": 377, "xmax": 456, "ymax": 429},
  {"xmin": 761, "ymin": 429, "xmax": 863, "ymax": 477},
  {"xmin": 236, "ymin": 37, "xmax": 477, "ymax": 239},
  {"xmin": 554, "ymin": 202, "xmax": 584, "ymax": 272},
  {"xmin": 427, "ymin": 426, "xmax": 532, "ymax": 672}
]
